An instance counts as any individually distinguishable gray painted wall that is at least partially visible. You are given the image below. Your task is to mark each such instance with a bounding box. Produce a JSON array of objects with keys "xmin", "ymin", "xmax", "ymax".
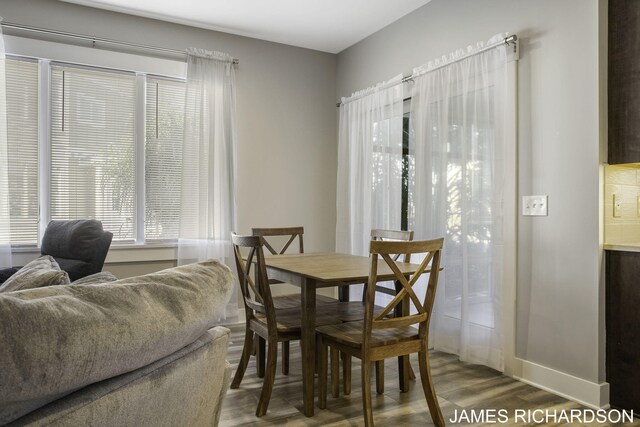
[
  {"xmin": 2, "ymin": 0, "xmax": 606, "ymax": 385},
  {"xmin": 0, "ymin": 0, "xmax": 338, "ymax": 279},
  {"xmin": 336, "ymin": 0, "xmax": 604, "ymax": 383}
]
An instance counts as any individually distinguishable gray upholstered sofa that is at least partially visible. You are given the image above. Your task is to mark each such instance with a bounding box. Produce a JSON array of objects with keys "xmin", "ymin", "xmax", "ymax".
[{"xmin": 0, "ymin": 260, "xmax": 235, "ymax": 427}]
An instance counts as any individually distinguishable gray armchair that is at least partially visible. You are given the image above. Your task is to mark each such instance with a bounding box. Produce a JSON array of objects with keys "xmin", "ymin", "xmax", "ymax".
[
  {"xmin": 40, "ymin": 220, "xmax": 113, "ymax": 282},
  {"xmin": 0, "ymin": 220, "xmax": 113, "ymax": 284}
]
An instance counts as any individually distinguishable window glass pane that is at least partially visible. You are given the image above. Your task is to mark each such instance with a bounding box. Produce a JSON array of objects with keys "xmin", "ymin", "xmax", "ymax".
[
  {"xmin": 144, "ymin": 78, "xmax": 184, "ymax": 240},
  {"xmin": 50, "ymin": 65, "xmax": 137, "ymax": 241},
  {"xmin": 4, "ymin": 58, "xmax": 39, "ymax": 245}
]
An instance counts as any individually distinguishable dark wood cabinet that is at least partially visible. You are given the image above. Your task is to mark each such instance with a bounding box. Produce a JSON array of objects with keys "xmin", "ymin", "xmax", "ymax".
[
  {"xmin": 606, "ymin": 250, "xmax": 640, "ymax": 412},
  {"xmin": 608, "ymin": 0, "xmax": 640, "ymax": 164}
]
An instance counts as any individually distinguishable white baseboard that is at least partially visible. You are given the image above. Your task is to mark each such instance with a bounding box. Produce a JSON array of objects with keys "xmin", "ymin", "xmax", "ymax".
[{"xmin": 513, "ymin": 358, "xmax": 609, "ymax": 409}]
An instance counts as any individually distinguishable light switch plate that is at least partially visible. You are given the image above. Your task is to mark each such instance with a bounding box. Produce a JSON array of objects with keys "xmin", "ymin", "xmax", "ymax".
[
  {"xmin": 522, "ymin": 195, "xmax": 548, "ymax": 216},
  {"xmin": 613, "ymin": 193, "xmax": 622, "ymax": 218}
]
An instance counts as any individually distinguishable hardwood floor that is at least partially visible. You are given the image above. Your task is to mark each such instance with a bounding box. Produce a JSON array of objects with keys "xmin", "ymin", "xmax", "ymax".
[{"xmin": 220, "ymin": 325, "xmax": 639, "ymax": 426}]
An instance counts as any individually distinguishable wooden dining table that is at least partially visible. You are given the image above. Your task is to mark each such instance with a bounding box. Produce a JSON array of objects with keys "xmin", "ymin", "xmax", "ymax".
[{"xmin": 262, "ymin": 252, "xmax": 423, "ymax": 417}]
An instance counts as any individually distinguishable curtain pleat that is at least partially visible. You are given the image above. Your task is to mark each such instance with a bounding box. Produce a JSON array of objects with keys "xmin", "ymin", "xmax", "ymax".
[
  {"xmin": 410, "ymin": 35, "xmax": 508, "ymax": 371},
  {"xmin": 336, "ymin": 74, "xmax": 404, "ymax": 255},
  {"xmin": 335, "ymin": 75, "xmax": 404, "ymax": 301},
  {"xmin": 178, "ymin": 48, "xmax": 238, "ymax": 323}
]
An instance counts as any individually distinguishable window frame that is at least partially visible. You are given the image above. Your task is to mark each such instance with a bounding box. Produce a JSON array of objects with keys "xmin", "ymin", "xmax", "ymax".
[{"xmin": 5, "ymin": 54, "xmax": 186, "ymax": 248}]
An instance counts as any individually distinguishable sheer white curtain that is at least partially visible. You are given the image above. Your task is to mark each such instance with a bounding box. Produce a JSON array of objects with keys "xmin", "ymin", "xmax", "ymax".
[
  {"xmin": 336, "ymin": 74, "xmax": 403, "ymax": 260},
  {"xmin": 410, "ymin": 35, "xmax": 508, "ymax": 371},
  {"xmin": 178, "ymin": 48, "xmax": 237, "ymax": 322},
  {"xmin": 0, "ymin": 20, "xmax": 11, "ymax": 269}
]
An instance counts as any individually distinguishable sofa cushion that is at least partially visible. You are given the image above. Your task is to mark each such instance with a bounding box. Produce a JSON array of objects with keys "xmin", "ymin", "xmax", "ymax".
[
  {"xmin": 0, "ymin": 260, "xmax": 235, "ymax": 424},
  {"xmin": 0, "ymin": 256, "xmax": 70, "ymax": 294},
  {"xmin": 70, "ymin": 271, "xmax": 118, "ymax": 285}
]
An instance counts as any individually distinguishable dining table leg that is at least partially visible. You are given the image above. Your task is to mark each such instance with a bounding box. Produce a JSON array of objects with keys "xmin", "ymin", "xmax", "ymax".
[
  {"xmin": 338, "ymin": 285, "xmax": 349, "ymax": 302},
  {"xmin": 301, "ymin": 277, "xmax": 316, "ymax": 417}
]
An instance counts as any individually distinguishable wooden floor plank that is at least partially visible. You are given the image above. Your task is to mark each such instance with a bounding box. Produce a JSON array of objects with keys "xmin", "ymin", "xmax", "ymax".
[{"xmin": 220, "ymin": 326, "xmax": 639, "ymax": 426}]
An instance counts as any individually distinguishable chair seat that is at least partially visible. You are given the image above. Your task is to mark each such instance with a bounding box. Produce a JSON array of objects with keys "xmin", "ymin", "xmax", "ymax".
[
  {"xmin": 316, "ymin": 320, "xmax": 419, "ymax": 348},
  {"xmin": 323, "ymin": 301, "xmax": 389, "ymax": 322},
  {"xmin": 273, "ymin": 293, "xmax": 339, "ymax": 310},
  {"xmin": 254, "ymin": 309, "xmax": 340, "ymax": 333}
]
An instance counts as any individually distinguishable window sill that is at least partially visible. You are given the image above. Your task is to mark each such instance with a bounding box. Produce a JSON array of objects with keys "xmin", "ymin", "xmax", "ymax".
[
  {"xmin": 10, "ymin": 243, "xmax": 178, "ymax": 266},
  {"xmin": 106, "ymin": 243, "xmax": 178, "ymax": 263}
]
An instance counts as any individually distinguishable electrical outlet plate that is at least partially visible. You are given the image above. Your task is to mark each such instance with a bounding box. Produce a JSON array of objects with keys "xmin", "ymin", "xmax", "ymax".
[
  {"xmin": 613, "ymin": 193, "xmax": 622, "ymax": 218},
  {"xmin": 522, "ymin": 195, "xmax": 548, "ymax": 216}
]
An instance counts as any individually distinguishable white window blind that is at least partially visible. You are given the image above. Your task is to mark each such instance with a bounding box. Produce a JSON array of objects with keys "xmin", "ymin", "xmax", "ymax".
[
  {"xmin": 145, "ymin": 77, "xmax": 185, "ymax": 240},
  {"xmin": 3, "ymin": 58, "xmax": 187, "ymax": 246},
  {"xmin": 50, "ymin": 65, "xmax": 137, "ymax": 241},
  {"xmin": 5, "ymin": 58, "xmax": 39, "ymax": 245}
]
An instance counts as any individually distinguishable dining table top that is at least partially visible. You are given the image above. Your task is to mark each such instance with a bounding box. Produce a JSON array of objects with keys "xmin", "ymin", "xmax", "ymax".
[{"xmin": 262, "ymin": 252, "xmax": 424, "ymax": 284}]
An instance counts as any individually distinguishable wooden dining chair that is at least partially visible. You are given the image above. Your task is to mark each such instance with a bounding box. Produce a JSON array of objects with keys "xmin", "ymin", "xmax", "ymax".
[
  {"xmin": 316, "ymin": 238, "xmax": 445, "ymax": 427},
  {"xmin": 229, "ymin": 233, "xmax": 341, "ymax": 417},
  {"xmin": 251, "ymin": 226, "xmax": 339, "ymax": 375},
  {"xmin": 337, "ymin": 229, "xmax": 417, "ymax": 395}
]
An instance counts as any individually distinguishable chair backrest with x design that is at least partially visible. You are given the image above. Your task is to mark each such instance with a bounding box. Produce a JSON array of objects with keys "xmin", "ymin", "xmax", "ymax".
[
  {"xmin": 252, "ymin": 227, "xmax": 304, "ymax": 255},
  {"xmin": 366, "ymin": 229, "xmax": 415, "ymax": 299},
  {"xmin": 252, "ymin": 227, "xmax": 304, "ymax": 286},
  {"xmin": 231, "ymin": 233, "xmax": 276, "ymax": 328},
  {"xmin": 363, "ymin": 238, "xmax": 444, "ymax": 342}
]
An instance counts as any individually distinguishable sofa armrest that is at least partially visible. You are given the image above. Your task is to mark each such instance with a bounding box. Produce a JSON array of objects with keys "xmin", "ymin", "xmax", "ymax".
[{"xmin": 9, "ymin": 327, "xmax": 231, "ymax": 427}]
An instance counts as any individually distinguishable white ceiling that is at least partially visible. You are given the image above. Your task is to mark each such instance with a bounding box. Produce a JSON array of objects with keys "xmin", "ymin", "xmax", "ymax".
[{"xmin": 60, "ymin": 0, "xmax": 431, "ymax": 53}]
